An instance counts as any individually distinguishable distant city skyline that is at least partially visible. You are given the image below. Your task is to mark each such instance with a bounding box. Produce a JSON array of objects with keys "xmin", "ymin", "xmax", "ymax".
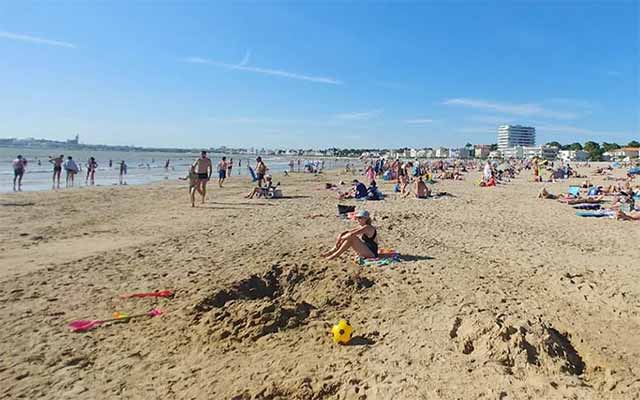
[{"xmin": 0, "ymin": 2, "xmax": 637, "ymax": 148}]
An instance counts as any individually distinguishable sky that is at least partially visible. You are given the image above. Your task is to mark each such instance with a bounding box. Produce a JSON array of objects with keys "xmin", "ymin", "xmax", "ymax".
[{"xmin": 0, "ymin": 1, "xmax": 638, "ymax": 149}]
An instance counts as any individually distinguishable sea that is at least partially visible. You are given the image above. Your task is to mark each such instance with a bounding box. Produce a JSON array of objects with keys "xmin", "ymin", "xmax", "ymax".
[{"xmin": 0, "ymin": 146, "xmax": 351, "ymax": 193}]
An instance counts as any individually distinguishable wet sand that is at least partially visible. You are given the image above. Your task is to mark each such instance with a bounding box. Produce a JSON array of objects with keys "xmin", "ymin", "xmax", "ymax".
[{"xmin": 1, "ymin": 168, "xmax": 638, "ymax": 399}]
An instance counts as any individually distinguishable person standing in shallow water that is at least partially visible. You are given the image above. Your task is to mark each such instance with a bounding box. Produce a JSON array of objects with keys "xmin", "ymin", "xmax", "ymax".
[
  {"xmin": 12, "ymin": 155, "xmax": 27, "ymax": 192},
  {"xmin": 63, "ymin": 156, "xmax": 79, "ymax": 188},
  {"xmin": 217, "ymin": 156, "xmax": 227, "ymax": 188},
  {"xmin": 86, "ymin": 157, "xmax": 98, "ymax": 185},
  {"xmin": 227, "ymin": 158, "xmax": 233, "ymax": 180},
  {"xmin": 119, "ymin": 160, "xmax": 128, "ymax": 185},
  {"xmin": 49, "ymin": 154, "xmax": 64, "ymax": 189}
]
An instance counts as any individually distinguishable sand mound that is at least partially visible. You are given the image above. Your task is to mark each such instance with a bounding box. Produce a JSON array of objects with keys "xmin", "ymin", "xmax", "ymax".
[
  {"xmin": 191, "ymin": 264, "xmax": 376, "ymax": 344},
  {"xmin": 450, "ymin": 313, "xmax": 587, "ymax": 379}
]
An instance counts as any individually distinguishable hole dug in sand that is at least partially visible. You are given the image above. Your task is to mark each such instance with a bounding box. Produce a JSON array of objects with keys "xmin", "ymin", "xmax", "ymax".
[
  {"xmin": 192, "ymin": 264, "xmax": 376, "ymax": 343},
  {"xmin": 451, "ymin": 314, "xmax": 587, "ymax": 379}
]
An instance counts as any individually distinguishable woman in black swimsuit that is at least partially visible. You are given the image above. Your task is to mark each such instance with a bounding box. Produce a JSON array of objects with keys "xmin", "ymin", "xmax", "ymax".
[{"xmin": 323, "ymin": 210, "xmax": 378, "ymax": 260}]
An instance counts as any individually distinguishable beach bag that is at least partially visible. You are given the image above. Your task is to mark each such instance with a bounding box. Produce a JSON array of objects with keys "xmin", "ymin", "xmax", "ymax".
[{"xmin": 337, "ymin": 205, "xmax": 355, "ymax": 215}]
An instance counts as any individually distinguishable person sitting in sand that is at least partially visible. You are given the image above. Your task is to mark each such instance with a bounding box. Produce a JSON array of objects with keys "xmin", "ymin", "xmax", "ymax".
[
  {"xmin": 366, "ymin": 180, "xmax": 383, "ymax": 200},
  {"xmin": 405, "ymin": 176, "xmax": 431, "ymax": 199},
  {"xmin": 338, "ymin": 179, "xmax": 368, "ymax": 200},
  {"xmin": 322, "ymin": 210, "xmax": 378, "ymax": 260},
  {"xmin": 245, "ymin": 175, "xmax": 277, "ymax": 199}
]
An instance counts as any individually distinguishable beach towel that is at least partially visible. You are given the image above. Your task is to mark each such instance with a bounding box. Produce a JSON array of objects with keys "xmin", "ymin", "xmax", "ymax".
[
  {"xmin": 356, "ymin": 248, "xmax": 400, "ymax": 266},
  {"xmin": 567, "ymin": 186, "xmax": 581, "ymax": 197},
  {"xmin": 572, "ymin": 204, "xmax": 601, "ymax": 210},
  {"xmin": 357, "ymin": 257, "xmax": 396, "ymax": 266},
  {"xmin": 628, "ymin": 167, "xmax": 640, "ymax": 175},
  {"xmin": 587, "ymin": 187, "xmax": 600, "ymax": 196},
  {"xmin": 576, "ymin": 210, "xmax": 615, "ymax": 218}
]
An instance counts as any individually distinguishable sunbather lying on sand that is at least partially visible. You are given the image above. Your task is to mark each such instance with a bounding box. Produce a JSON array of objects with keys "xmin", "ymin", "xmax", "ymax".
[
  {"xmin": 561, "ymin": 196, "xmax": 605, "ymax": 205},
  {"xmin": 616, "ymin": 210, "xmax": 640, "ymax": 221},
  {"xmin": 322, "ymin": 210, "xmax": 378, "ymax": 260},
  {"xmin": 538, "ymin": 188, "xmax": 557, "ymax": 199}
]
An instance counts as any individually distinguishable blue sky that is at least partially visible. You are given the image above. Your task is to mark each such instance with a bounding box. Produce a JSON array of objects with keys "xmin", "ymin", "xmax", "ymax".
[{"xmin": 0, "ymin": 1, "xmax": 637, "ymax": 148}]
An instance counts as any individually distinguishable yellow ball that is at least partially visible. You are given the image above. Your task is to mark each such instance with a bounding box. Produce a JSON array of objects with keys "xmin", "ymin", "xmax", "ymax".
[{"xmin": 332, "ymin": 319, "xmax": 353, "ymax": 344}]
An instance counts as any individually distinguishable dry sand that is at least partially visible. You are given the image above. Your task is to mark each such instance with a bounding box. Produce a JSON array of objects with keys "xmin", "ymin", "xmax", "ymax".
[{"xmin": 1, "ymin": 168, "xmax": 638, "ymax": 399}]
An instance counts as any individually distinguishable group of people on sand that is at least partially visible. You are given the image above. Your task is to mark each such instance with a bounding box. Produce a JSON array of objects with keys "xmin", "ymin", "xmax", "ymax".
[
  {"xmin": 186, "ymin": 152, "xmax": 271, "ymax": 207},
  {"xmin": 538, "ymin": 169, "xmax": 639, "ymax": 221},
  {"xmin": 11, "ymin": 153, "xmax": 129, "ymax": 191}
]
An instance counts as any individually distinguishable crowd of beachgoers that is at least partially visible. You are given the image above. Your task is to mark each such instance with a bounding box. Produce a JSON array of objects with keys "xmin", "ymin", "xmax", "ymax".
[{"xmin": 11, "ymin": 150, "xmax": 640, "ymax": 225}]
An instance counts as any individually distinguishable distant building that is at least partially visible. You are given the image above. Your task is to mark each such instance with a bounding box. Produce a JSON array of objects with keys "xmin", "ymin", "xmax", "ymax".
[
  {"xmin": 457, "ymin": 147, "xmax": 472, "ymax": 159},
  {"xmin": 497, "ymin": 125, "xmax": 535, "ymax": 151},
  {"xmin": 559, "ymin": 150, "xmax": 590, "ymax": 161},
  {"xmin": 501, "ymin": 147, "xmax": 523, "ymax": 159},
  {"xmin": 67, "ymin": 134, "xmax": 79, "ymax": 145},
  {"xmin": 501, "ymin": 145, "xmax": 558, "ymax": 160},
  {"xmin": 474, "ymin": 144, "xmax": 492, "ymax": 159},
  {"xmin": 435, "ymin": 147, "xmax": 449, "ymax": 158},
  {"xmin": 608, "ymin": 147, "xmax": 640, "ymax": 159}
]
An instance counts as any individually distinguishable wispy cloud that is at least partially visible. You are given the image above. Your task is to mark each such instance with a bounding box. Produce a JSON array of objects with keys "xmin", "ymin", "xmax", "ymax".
[
  {"xmin": 185, "ymin": 52, "xmax": 342, "ymax": 85},
  {"xmin": 405, "ymin": 118, "xmax": 434, "ymax": 125},
  {"xmin": 467, "ymin": 115, "xmax": 517, "ymax": 125},
  {"xmin": 335, "ymin": 110, "xmax": 382, "ymax": 120},
  {"xmin": 0, "ymin": 31, "xmax": 76, "ymax": 48},
  {"xmin": 537, "ymin": 124, "xmax": 634, "ymax": 139},
  {"xmin": 443, "ymin": 98, "xmax": 578, "ymax": 120}
]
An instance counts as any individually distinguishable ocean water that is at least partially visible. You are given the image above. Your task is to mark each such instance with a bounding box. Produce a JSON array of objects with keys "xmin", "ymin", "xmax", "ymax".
[{"xmin": 0, "ymin": 146, "xmax": 349, "ymax": 193}]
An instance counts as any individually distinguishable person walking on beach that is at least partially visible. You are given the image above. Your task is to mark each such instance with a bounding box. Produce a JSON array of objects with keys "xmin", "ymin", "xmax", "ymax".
[
  {"xmin": 119, "ymin": 160, "xmax": 128, "ymax": 185},
  {"xmin": 238, "ymin": 159, "xmax": 242, "ymax": 176},
  {"xmin": 192, "ymin": 151, "xmax": 212, "ymax": 206},
  {"xmin": 255, "ymin": 156, "xmax": 268, "ymax": 187},
  {"xmin": 63, "ymin": 156, "xmax": 79, "ymax": 188},
  {"xmin": 49, "ymin": 154, "xmax": 64, "ymax": 189},
  {"xmin": 217, "ymin": 156, "xmax": 228, "ymax": 188},
  {"xmin": 86, "ymin": 157, "xmax": 98, "ymax": 185},
  {"xmin": 12, "ymin": 155, "xmax": 27, "ymax": 192},
  {"xmin": 164, "ymin": 159, "xmax": 170, "ymax": 170}
]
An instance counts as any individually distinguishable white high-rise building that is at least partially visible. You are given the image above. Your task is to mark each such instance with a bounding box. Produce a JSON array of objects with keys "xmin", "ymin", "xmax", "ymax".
[{"xmin": 497, "ymin": 125, "xmax": 535, "ymax": 151}]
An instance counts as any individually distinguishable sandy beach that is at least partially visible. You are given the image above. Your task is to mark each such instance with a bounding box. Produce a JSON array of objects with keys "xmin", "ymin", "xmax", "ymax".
[{"xmin": 1, "ymin": 168, "xmax": 638, "ymax": 399}]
